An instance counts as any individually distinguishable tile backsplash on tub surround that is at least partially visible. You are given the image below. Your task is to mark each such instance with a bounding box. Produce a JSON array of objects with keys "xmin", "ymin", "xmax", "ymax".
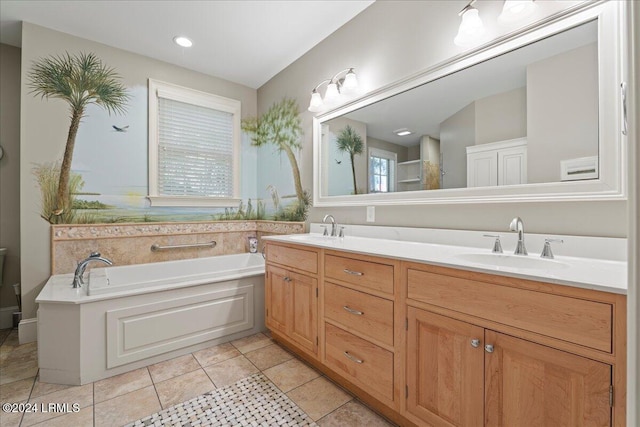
[{"xmin": 51, "ymin": 221, "xmax": 304, "ymax": 274}]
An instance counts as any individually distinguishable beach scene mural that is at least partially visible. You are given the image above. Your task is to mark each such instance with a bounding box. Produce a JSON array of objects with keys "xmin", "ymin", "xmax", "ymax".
[{"xmin": 30, "ymin": 53, "xmax": 306, "ymax": 224}]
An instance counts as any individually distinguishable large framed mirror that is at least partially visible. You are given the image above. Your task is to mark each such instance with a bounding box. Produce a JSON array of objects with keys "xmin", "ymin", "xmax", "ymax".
[{"xmin": 312, "ymin": 1, "xmax": 626, "ymax": 207}]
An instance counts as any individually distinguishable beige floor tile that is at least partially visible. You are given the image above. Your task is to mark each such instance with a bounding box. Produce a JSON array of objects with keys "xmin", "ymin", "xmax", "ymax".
[
  {"xmin": 22, "ymin": 383, "xmax": 93, "ymax": 426},
  {"xmin": 0, "ymin": 376, "xmax": 35, "ymax": 403},
  {"xmin": 317, "ymin": 400, "xmax": 394, "ymax": 426},
  {"xmin": 262, "ymin": 358, "xmax": 320, "ymax": 392},
  {"xmin": 1, "ymin": 341, "xmax": 37, "ymax": 365},
  {"xmin": 154, "ymin": 369, "xmax": 215, "ymax": 408},
  {"xmin": 0, "ymin": 329, "xmax": 12, "ymax": 345},
  {"xmin": 30, "ymin": 406, "xmax": 93, "ymax": 427},
  {"xmin": 95, "ymin": 385, "xmax": 161, "ymax": 426},
  {"xmin": 0, "ymin": 359, "xmax": 39, "ymax": 386},
  {"xmin": 244, "ymin": 344, "xmax": 293, "ymax": 370},
  {"xmin": 203, "ymin": 355, "xmax": 259, "ymax": 387},
  {"xmin": 0, "ymin": 403, "xmax": 24, "ymax": 427},
  {"xmin": 1, "ymin": 330, "xmax": 19, "ymax": 348},
  {"xmin": 148, "ymin": 354, "xmax": 200, "ymax": 383},
  {"xmin": 30, "ymin": 376, "xmax": 72, "ymax": 399},
  {"xmin": 230, "ymin": 333, "xmax": 272, "ymax": 353},
  {"xmin": 94, "ymin": 367, "xmax": 152, "ymax": 403},
  {"xmin": 287, "ymin": 377, "xmax": 352, "ymax": 421},
  {"xmin": 193, "ymin": 342, "xmax": 241, "ymax": 367}
]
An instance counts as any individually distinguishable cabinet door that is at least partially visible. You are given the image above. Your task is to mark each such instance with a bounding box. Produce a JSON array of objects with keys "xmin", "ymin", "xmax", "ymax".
[
  {"xmin": 467, "ymin": 151, "xmax": 497, "ymax": 187},
  {"xmin": 485, "ymin": 330, "xmax": 611, "ymax": 427},
  {"xmin": 265, "ymin": 265, "xmax": 289, "ymax": 334},
  {"xmin": 406, "ymin": 307, "xmax": 484, "ymax": 427},
  {"xmin": 497, "ymin": 146, "xmax": 527, "ymax": 186},
  {"xmin": 289, "ymin": 271, "xmax": 318, "ymax": 354}
]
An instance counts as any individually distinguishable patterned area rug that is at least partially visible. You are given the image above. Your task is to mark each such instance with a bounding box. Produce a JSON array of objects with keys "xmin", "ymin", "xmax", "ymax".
[{"xmin": 126, "ymin": 373, "xmax": 318, "ymax": 427}]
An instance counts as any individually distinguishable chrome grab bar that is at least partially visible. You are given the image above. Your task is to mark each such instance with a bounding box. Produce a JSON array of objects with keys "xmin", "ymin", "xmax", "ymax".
[{"xmin": 151, "ymin": 241, "xmax": 216, "ymax": 252}]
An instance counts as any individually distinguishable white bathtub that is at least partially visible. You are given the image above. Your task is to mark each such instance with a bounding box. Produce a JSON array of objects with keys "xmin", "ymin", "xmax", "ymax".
[
  {"xmin": 88, "ymin": 253, "xmax": 265, "ymax": 296},
  {"xmin": 37, "ymin": 253, "xmax": 266, "ymax": 385}
]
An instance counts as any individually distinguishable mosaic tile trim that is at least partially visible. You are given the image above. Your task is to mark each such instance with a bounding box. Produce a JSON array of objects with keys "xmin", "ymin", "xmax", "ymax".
[
  {"xmin": 52, "ymin": 221, "xmax": 303, "ymax": 241},
  {"xmin": 126, "ymin": 373, "xmax": 318, "ymax": 427}
]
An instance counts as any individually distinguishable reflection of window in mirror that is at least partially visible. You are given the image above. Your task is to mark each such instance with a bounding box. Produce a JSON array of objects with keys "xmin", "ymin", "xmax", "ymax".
[{"xmin": 369, "ymin": 148, "xmax": 396, "ymax": 193}]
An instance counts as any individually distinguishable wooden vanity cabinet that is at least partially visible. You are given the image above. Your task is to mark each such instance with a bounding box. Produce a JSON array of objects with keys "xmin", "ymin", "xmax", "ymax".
[
  {"xmin": 265, "ymin": 242, "xmax": 626, "ymax": 427},
  {"xmin": 404, "ymin": 262, "xmax": 626, "ymax": 427},
  {"xmin": 265, "ymin": 243, "xmax": 319, "ymax": 357}
]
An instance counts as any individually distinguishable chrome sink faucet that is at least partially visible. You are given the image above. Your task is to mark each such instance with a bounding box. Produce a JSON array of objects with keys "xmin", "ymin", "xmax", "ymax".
[
  {"xmin": 509, "ymin": 217, "xmax": 527, "ymax": 255},
  {"xmin": 322, "ymin": 214, "xmax": 337, "ymax": 237},
  {"xmin": 72, "ymin": 252, "xmax": 113, "ymax": 288}
]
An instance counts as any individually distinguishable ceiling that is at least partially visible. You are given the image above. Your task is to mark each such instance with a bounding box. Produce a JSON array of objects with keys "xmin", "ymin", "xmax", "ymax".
[{"xmin": 0, "ymin": 0, "xmax": 374, "ymax": 89}]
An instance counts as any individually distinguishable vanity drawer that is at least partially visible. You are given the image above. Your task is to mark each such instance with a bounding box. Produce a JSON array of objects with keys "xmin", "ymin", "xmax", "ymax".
[
  {"xmin": 324, "ymin": 282, "xmax": 394, "ymax": 347},
  {"xmin": 324, "ymin": 323, "xmax": 394, "ymax": 402},
  {"xmin": 325, "ymin": 254, "xmax": 394, "ymax": 295},
  {"xmin": 267, "ymin": 243, "xmax": 318, "ymax": 274},
  {"xmin": 407, "ymin": 268, "xmax": 612, "ymax": 353}
]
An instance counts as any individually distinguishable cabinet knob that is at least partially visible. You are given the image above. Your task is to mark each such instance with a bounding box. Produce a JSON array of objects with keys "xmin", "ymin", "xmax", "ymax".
[
  {"xmin": 471, "ymin": 339, "xmax": 480, "ymax": 348},
  {"xmin": 484, "ymin": 344, "xmax": 494, "ymax": 353},
  {"xmin": 283, "ymin": 277, "xmax": 291, "ymax": 282}
]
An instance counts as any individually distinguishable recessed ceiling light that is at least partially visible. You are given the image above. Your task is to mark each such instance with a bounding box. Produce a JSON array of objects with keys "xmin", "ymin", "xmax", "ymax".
[
  {"xmin": 173, "ymin": 36, "xmax": 193, "ymax": 48},
  {"xmin": 394, "ymin": 128, "xmax": 412, "ymax": 136}
]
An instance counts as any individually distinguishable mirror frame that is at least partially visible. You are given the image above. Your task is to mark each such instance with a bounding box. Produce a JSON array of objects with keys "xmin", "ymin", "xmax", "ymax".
[{"xmin": 312, "ymin": 1, "xmax": 627, "ymax": 207}]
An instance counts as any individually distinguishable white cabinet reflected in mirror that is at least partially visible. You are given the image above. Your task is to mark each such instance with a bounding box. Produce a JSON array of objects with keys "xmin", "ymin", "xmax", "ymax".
[{"xmin": 313, "ymin": 2, "xmax": 625, "ymax": 206}]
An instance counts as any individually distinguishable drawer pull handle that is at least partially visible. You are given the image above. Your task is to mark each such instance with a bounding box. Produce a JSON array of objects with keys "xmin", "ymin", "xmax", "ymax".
[
  {"xmin": 283, "ymin": 277, "xmax": 291, "ymax": 282},
  {"xmin": 343, "ymin": 306, "xmax": 364, "ymax": 316},
  {"xmin": 344, "ymin": 351, "xmax": 363, "ymax": 364},
  {"xmin": 343, "ymin": 269, "xmax": 364, "ymax": 276}
]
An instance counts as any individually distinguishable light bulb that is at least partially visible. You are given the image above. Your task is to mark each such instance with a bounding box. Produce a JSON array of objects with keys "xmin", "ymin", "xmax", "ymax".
[
  {"xmin": 454, "ymin": 7, "xmax": 485, "ymax": 47},
  {"xmin": 308, "ymin": 90, "xmax": 323, "ymax": 112},
  {"xmin": 324, "ymin": 82, "xmax": 340, "ymax": 104},
  {"xmin": 342, "ymin": 69, "xmax": 358, "ymax": 92},
  {"xmin": 498, "ymin": 0, "xmax": 536, "ymax": 23}
]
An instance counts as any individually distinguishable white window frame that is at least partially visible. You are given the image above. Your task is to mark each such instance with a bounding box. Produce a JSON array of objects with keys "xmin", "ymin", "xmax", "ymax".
[
  {"xmin": 368, "ymin": 147, "xmax": 397, "ymax": 193},
  {"xmin": 147, "ymin": 79, "xmax": 241, "ymax": 207}
]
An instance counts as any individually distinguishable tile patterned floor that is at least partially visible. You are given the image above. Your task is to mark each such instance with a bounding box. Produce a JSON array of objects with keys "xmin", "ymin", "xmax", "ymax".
[{"xmin": 0, "ymin": 329, "xmax": 394, "ymax": 427}]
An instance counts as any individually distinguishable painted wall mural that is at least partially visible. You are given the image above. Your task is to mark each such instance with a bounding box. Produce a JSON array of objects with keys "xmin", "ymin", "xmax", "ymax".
[{"xmin": 29, "ymin": 53, "xmax": 305, "ymax": 224}]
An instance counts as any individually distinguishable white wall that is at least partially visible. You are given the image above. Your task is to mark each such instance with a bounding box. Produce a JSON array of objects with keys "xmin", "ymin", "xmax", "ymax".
[
  {"xmin": 440, "ymin": 102, "xmax": 475, "ymax": 189},
  {"xmin": 527, "ymin": 43, "xmax": 599, "ymax": 183},
  {"xmin": 19, "ymin": 23, "xmax": 258, "ymax": 321},
  {"xmin": 256, "ymin": 0, "xmax": 625, "ymax": 238},
  {"xmin": 475, "ymin": 87, "xmax": 527, "ymax": 145},
  {"xmin": 0, "ymin": 44, "xmax": 21, "ymax": 311}
]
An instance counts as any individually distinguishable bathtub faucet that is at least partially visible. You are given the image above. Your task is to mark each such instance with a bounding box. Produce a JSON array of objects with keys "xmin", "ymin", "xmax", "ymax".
[{"xmin": 72, "ymin": 252, "xmax": 113, "ymax": 288}]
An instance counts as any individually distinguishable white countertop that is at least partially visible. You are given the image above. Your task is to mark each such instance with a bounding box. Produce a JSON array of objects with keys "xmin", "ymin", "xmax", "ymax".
[{"xmin": 263, "ymin": 234, "xmax": 627, "ymax": 294}]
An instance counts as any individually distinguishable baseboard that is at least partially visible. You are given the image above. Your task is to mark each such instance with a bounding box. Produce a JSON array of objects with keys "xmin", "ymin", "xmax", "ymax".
[
  {"xmin": 0, "ymin": 306, "xmax": 19, "ymax": 329},
  {"xmin": 18, "ymin": 318, "xmax": 37, "ymax": 344}
]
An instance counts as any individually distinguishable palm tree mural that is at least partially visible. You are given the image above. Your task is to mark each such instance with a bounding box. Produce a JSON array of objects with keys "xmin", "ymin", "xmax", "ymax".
[
  {"xmin": 29, "ymin": 52, "xmax": 129, "ymax": 220},
  {"xmin": 336, "ymin": 125, "xmax": 364, "ymax": 194},
  {"xmin": 242, "ymin": 98, "xmax": 309, "ymax": 220}
]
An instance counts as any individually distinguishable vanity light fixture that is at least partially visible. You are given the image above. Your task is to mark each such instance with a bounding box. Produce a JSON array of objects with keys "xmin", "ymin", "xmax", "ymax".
[
  {"xmin": 498, "ymin": 0, "xmax": 536, "ymax": 23},
  {"xmin": 308, "ymin": 68, "xmax": 358, "ymax": 112},
  {"xmin": 394, "ymin": 128, "xmax": 413, "ymax": 136},
  {"xmin": 454, "ymin": 0, "xmax": 485, "ymax": 47},
  {"xmin": 173, "ymin": 36, "xmax": 193, "ymax": 48}
]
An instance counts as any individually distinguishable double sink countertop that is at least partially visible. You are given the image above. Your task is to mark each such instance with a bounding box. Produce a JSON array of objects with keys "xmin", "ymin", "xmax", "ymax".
[{"xmin": 263, "ymin": 232, "xmax": 627, "ymax": 295}]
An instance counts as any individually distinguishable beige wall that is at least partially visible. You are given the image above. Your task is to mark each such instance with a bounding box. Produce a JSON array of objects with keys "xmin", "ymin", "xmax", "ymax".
[
  {"xmin": 367, "ymin": 137, "xmax": 409, "ymax": 164},
  {"xmin": 527, "ymin": 43, "xmax": 599, "ymax": 183},
  {"xmin": 20, "ymin": 23, "xmax": 258, "ymax": 320},
  {"xmin": 0, "ymin": 43, "xmax": 21, "ymax": 310},
  {"xmin": 256, "ymin": 0, "xmax": 625, "ymax": 238},
  {"xmin": 440, "ymin": 102, "xmax": 475, "ymax": 189},
  {"xmin": 475, "ymin": 87, "xmax": 527, "ymax": 145}
]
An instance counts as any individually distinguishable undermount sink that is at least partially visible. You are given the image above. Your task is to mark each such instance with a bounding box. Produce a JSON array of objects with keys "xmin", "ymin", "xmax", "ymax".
[
  {"xmin": 289, "ymin": 234, "xmax": 338, "ymax": 242},
  {"xmin": 456, "ymin": 253, "xmax": 569, "ymax": 270}
]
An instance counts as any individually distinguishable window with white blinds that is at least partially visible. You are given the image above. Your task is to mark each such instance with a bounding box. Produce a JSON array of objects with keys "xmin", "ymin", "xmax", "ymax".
[{"xmin": 148, "ymin": 79, "xmax": 241, "ymax": 207}]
